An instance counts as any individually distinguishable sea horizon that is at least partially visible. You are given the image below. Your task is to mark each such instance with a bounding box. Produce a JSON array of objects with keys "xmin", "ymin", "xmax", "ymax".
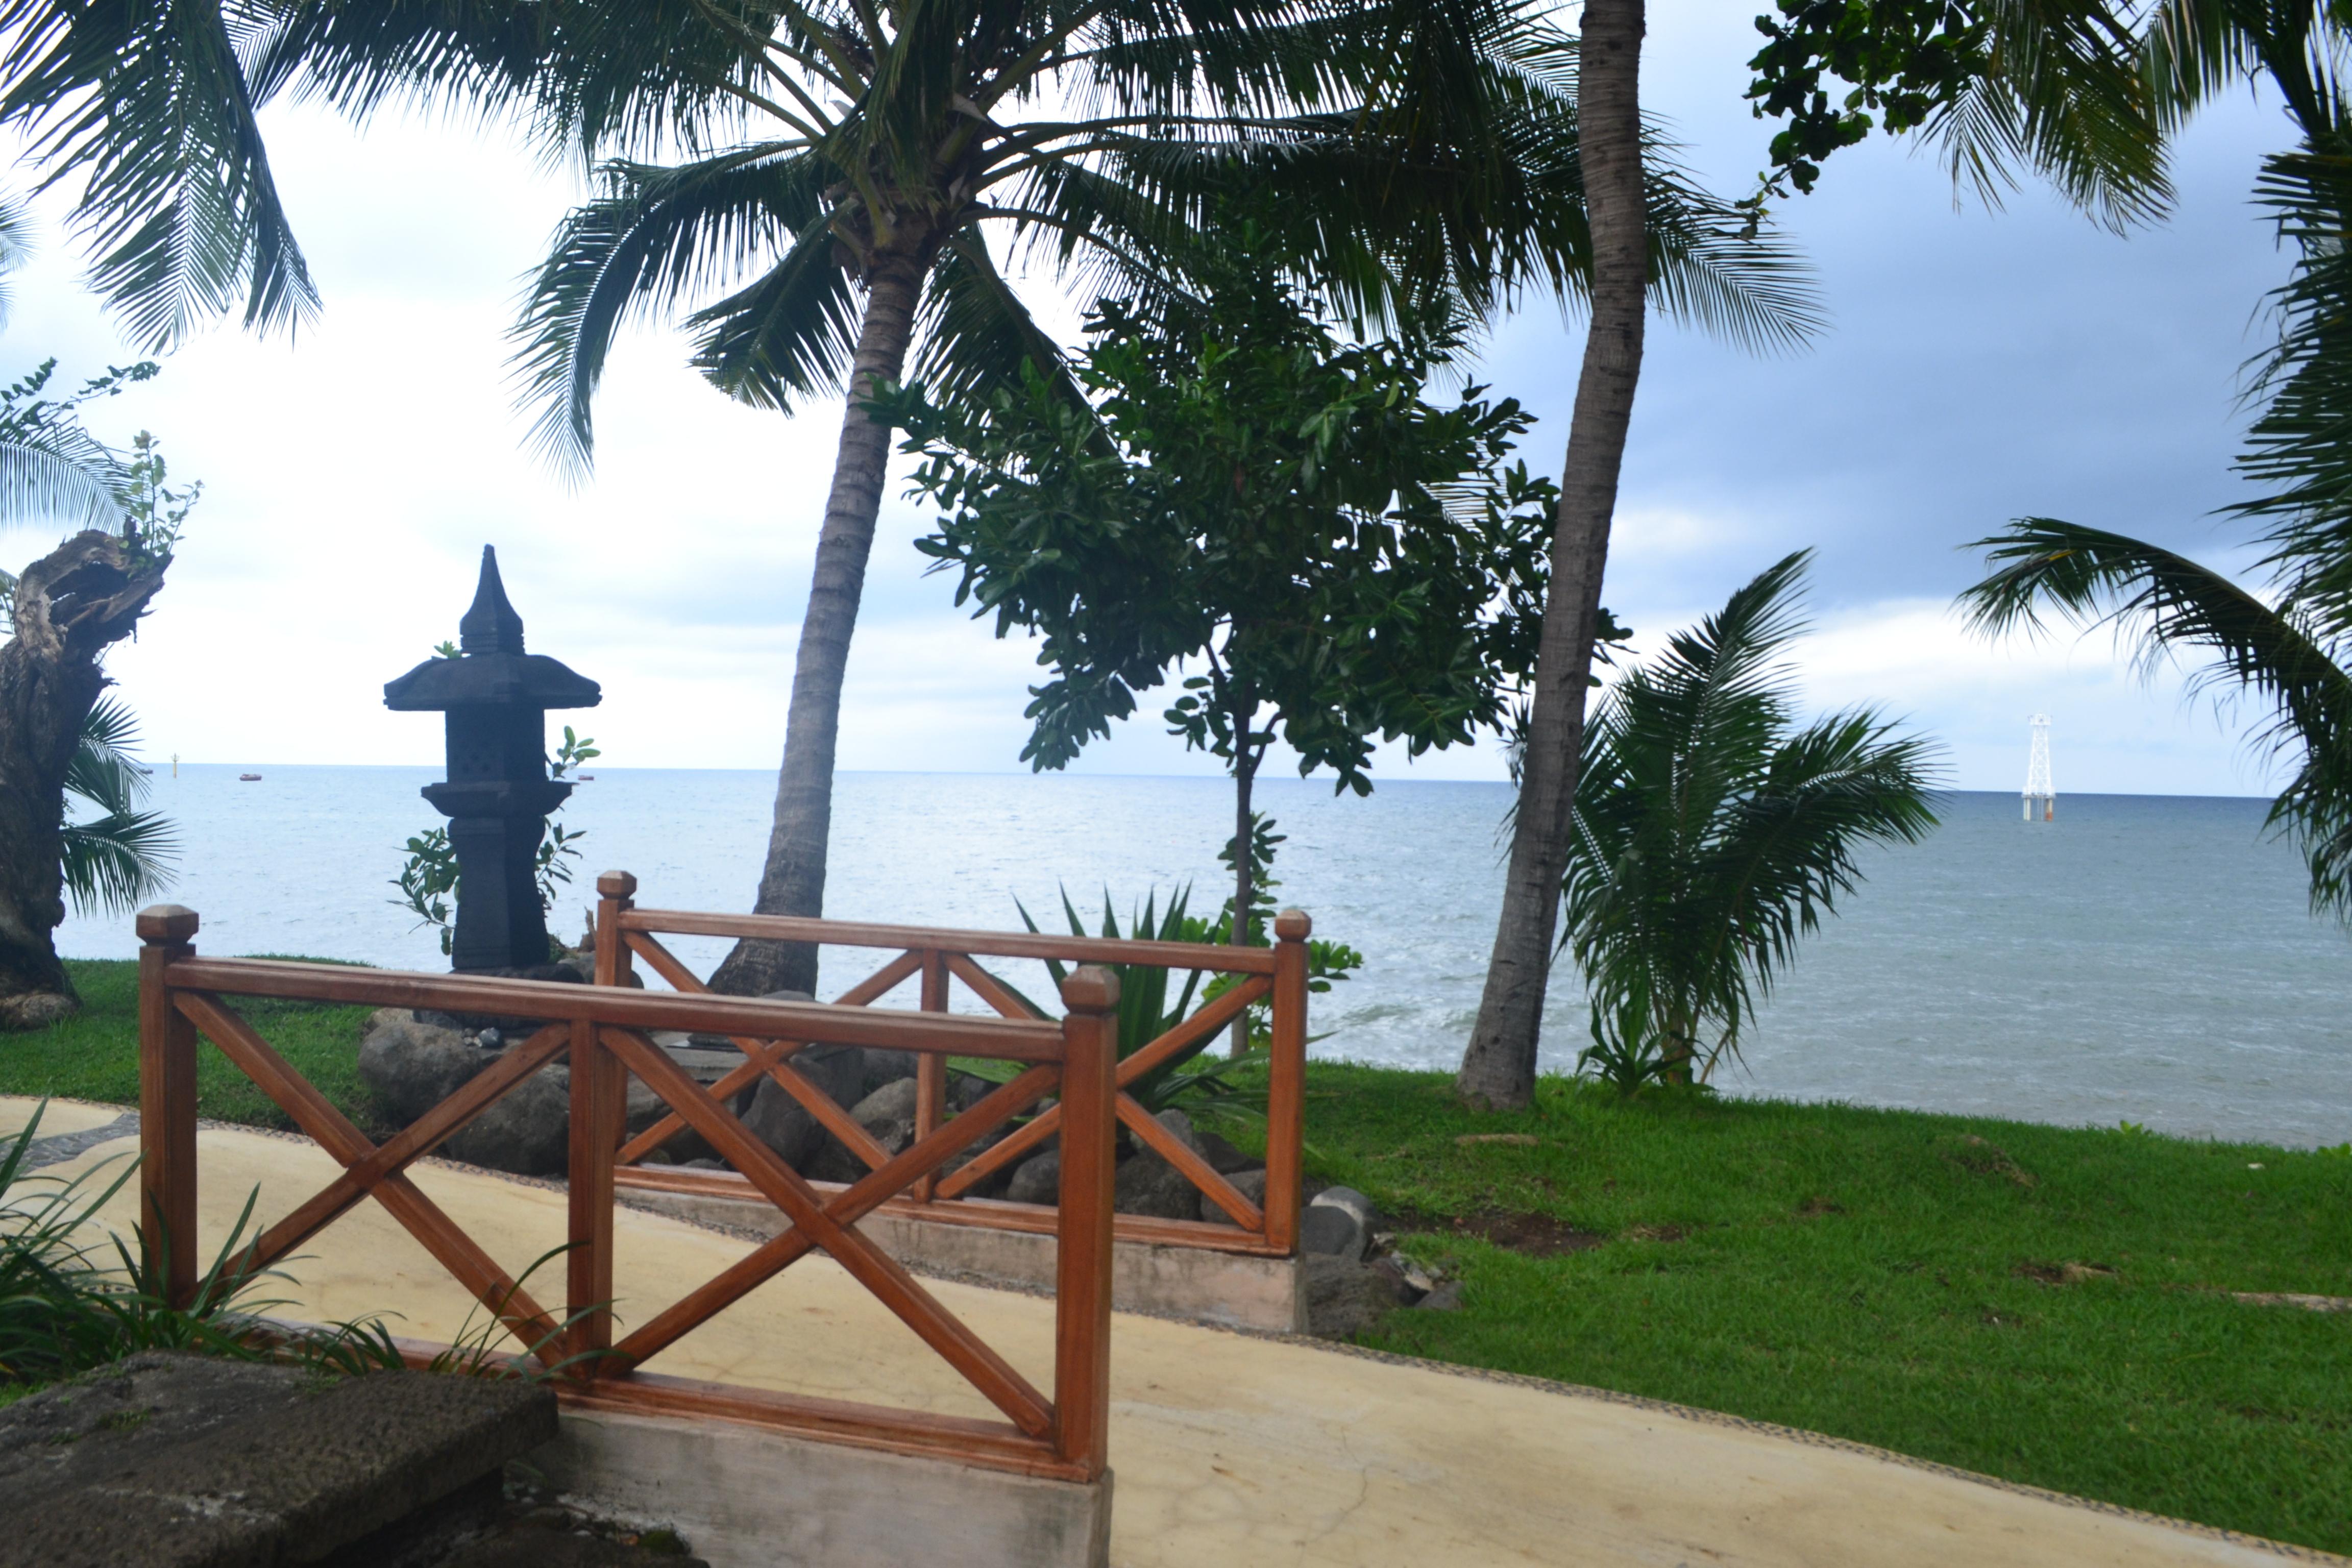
[{"xmin": 48, "ymin": 767, "xmax": 2348, "ymax": 1149}]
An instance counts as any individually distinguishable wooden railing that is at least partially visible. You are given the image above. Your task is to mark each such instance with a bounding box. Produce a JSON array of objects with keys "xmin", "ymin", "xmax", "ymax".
[
  {"xmin": 594, "ymin": 872, "xmax": 1311, "ymax": 1258},
  {"xmin": 133, "ymin": 903, "xmax": 1121, "ymax": 1482}
]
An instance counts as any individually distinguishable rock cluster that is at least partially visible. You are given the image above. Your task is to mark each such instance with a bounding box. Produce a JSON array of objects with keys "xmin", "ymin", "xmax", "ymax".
[
  {"xmin": 1293, "ymin": 1184, "xmax": 1465, "ymax": 1337},
  {"xmin": 356, "ymin": 1008, "xmax": 1454, "ymax": 1336}
]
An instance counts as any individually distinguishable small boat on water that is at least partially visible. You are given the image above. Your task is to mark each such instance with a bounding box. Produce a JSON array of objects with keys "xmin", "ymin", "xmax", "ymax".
[
  {"xmin": 577, "ymin": 774, "xmax": 595, "ymax": 780},
  {"xmin": 238, "ymin": 773, "xmax": 261, "ymax": 781}
]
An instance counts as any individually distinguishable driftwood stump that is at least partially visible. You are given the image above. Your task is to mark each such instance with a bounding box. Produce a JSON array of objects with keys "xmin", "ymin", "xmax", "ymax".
[{"xmin": 0, "ymin": 530, "xmax": 165, "ymax": 1027}]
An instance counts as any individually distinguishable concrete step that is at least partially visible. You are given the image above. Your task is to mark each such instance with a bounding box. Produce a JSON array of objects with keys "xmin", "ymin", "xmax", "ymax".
[{"xmin": 0, "ymin": 1352, "xmax": 555, "ymax": 1567}]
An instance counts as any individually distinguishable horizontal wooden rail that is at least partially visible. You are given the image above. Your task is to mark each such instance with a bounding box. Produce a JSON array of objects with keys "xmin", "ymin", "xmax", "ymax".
[
  {"xmin": 594, "ymin": 871, "xmax": 1316, "ymax": 1268},
  {"xmin": 160, "ymin": 956, "xmax": 1066, "ymax": 1060},
  {"xmin": 618, "ymin": 906, "xmax": 1283, "ymax": 975}
]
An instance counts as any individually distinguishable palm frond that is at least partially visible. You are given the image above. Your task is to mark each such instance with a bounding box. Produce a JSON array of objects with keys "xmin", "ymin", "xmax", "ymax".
[
  {"xmin": 510, "ymin": 142, "xmax": 829, "ymax": 469},
  {"xmin": 1922, "ymin": 0, "xmax": 2173, "ymax": 234},
  {"xmin": 1567, "ymin": 552, "xmax": 1940, "ymax": 1082},
  {"xmin": 905, "ymin": 229, "xmax": 1084, "ymax": 412},
  {"xmin": 1961, "ymin": 515, "xmax": 2352, "ymax": 916},
  {"xmin": 0, "ymin": 0, "xmax": 318, "ymax": 349},
  {"xmin": 61, "ymin": 806, "xmax": 179, "ymax": 918},
  {"xmin": 0, "ymin": 438, "xmax": 126, "ymax": 533}
]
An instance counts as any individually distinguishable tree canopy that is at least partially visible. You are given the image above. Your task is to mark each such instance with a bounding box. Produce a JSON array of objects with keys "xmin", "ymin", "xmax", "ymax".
[{"xmin": 882, "ymin": 262, "xmax": 1556, "ymax": 798}]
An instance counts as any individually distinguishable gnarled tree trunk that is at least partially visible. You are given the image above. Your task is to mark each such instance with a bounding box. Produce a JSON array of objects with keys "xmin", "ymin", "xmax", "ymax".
[
  {"xmin": 0, "ymin": 531, "xmax": 165, "ymax": 1028},
  {"xmin": 1455, "ymin": 0, "xmax": 1648, "ymax": 1109},
  {"xmin": 710, "ymin": 254, "xmax": 926, "ymax": 998}
]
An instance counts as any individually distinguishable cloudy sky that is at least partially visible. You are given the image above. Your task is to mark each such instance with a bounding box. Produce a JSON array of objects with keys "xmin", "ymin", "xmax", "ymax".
[{"xmin": 0, "ymin": 0, "xmax": 2310, "ymax": 795}]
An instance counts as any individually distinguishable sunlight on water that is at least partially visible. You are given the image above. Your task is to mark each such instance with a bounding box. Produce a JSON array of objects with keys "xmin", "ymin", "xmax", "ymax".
[{"xmin": 57, "ymin": 768, "xmax": 2349, "ymax": 1147}]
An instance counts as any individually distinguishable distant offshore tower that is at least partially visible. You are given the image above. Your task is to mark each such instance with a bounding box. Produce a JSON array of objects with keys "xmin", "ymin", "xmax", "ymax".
[{"xmin": 2023, "ymin": 714, "xmax": 2055, "ymax": 821}]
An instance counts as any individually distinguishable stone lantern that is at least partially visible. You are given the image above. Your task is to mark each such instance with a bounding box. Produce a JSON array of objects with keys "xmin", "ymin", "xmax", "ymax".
[{"xmin": 384, "ymin": 546, "xmax": 601, "ymax": 972}]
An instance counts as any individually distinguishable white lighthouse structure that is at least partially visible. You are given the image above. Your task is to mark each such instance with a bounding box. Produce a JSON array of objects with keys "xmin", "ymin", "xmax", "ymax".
[{"xmin": 2023, "ymin": 714, "xmax": 2055, "ymax": 821}]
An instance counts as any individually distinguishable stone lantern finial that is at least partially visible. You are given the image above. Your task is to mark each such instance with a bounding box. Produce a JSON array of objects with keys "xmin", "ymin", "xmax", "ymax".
[{"xmin": 458, "ymin": 545, "xmax": 527, "ymax": 655}]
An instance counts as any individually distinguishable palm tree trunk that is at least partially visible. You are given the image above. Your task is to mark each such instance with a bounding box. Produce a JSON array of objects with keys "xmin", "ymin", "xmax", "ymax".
[
  {"xmin": 1228, "ymin": 696, "xmax": 1258, "ymax": 1057},
  {"xmin": 1455, "ymin": 0, "xmax": 1649, "ymax": 1110},
  {"xmin": 711, "ymin": 255, "xmax": 926, "ymax": 998},
  {"xmin": 0, "ymin": 531, "xmax": 166, "ymax": 1029}
]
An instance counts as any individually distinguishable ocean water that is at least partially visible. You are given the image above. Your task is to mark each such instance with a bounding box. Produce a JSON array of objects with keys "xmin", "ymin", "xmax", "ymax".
[{"xmin": 50, "ymin": 767, "xmax": 2352, "ymax": 1148}]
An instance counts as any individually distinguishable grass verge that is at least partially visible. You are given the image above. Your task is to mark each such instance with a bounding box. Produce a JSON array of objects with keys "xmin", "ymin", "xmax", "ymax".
[
  {"xmin": 6, "ymin": 963, "xmax": 2345, "ymax": 1550},
  {"xmin": 0, "ymin": 959, "xmax": 380, "ymax": 1132},
  {"xmin": 1296, "ymin": 1065, "xmax": 2352, "ymax": 1557}
]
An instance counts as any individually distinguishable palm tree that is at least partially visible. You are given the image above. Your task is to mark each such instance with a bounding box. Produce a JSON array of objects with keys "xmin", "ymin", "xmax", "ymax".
[
  {"xmin": 0, "ymin": 194, "xmax": 180, "ymax": 1024},
  {"xmin": 1963, "ymin": 0, "xmax": 2352, "ymax": 915},
  {"xmin": 0, "ymin": 0, "xmax": 1818, "ymax": 1000},
  {"xmin": 1564, "ymin": 551, "xmax": 1940, "ymax": 1090},
  {"xmin": 1457, "ymin": 0, "xmax": 2177, "ymax": 1109},
  {"xmin": 505, "ymin": 0, "xmax": 1822, "ymax": 996}
]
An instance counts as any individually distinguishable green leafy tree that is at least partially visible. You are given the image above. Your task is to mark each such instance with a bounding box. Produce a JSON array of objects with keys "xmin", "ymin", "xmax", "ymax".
[
  {"xmin": 883, "ymin": 260, "xmax": 1558, "ymax": 973},
  {"xmin": 0, "ymin": 0, "xmax": 1816, "ymax": 1004},
  {"xmin": 1565, "ymin": 552, "xmax": 1940, "ymax": 1091}
]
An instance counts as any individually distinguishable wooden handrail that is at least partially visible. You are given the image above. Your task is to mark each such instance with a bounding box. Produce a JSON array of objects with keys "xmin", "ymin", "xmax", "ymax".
[
  {"xmin": 589, "ymin": 873, "xmax": 1317, "ymax": 1268},
  {"xmin": 618, "ymin": 905, "xmax": 1284, "ymax": 975},
  {"xmin": 160, "ymin": 956, "xmax": 1066, "ymax": 1060},
  {"xmin": 133, "ymin": 901, "xmax": 1124, "ymax": 1486}
]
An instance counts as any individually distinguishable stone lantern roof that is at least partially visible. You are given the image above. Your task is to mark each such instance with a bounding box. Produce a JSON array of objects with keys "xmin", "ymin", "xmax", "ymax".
[{"xmin": 382, "ymin": 547, "xmax": 602, "ymax": 713}]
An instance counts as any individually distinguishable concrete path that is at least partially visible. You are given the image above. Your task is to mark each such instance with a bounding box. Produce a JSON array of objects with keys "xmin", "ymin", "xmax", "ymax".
[{"xmin": 11, "ymin": 1101, "xmax": 2334, "ymax": 1568}]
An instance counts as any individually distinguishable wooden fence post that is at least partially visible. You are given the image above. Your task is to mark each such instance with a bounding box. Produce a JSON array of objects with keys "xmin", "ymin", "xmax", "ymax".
[
  {"xmin": 136, "ymin": 904, "xmax": 200, "ymax": 1308},
  {"xmin": 1265, "ymin": 909, "xmax": 1312, "ymax": 1256},
  {"xmin": 1053, "ymin": 965, "xmax": 1119, "ymax": 1479},
  {"xmin": 594, "ymin": 871, "xmax": 636, "ymax": 988},
  {"xmin": 915, "ymin": 949, "xmax": 948, "ymax": 1202},
  {"xmin": 573, "ymin": 871, "xmax": 635, "ymax": 1368}
]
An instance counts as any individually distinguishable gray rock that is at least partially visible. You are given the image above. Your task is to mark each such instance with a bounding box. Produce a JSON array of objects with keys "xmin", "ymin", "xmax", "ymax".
[
  {"xmin": 1202, "ymin": 1167, "xmax": 1270, "ymax": 1226},
  {"xmin": 1197, "ymin": 1128, "xmax": 1258, "ymax": 1174},
  {"xmin": 1412, "ymin": 1280, "xmax": 1465, "ymax": 1312},
  {"xmin": 1311, "ymin": 1184, "xmax": 1381, "ymax": 1234},
  {"xmin": 1006, "ymin": 1149, "xmax": 1061, "ymax": 1206},
  {"xmin": 0, "ymin": 991, "xmax": 76, "ymax": 1031},
  {"xmin": 854, "ymin": 1076, "xmax": 921, "ymax": 1126},
  {"xmin": 941, "ymin": 1130, "xmax": 1011, "ymax": 1198},
  {"xmin": 1301, "ymin": 1203, "xmax": 1367, "ymax": 1261},
  {"xmin": 949, "ymin": 1070, "xmax": 995, "ymax": 1111},
  {"xmin": 357, "ymin": 1008, "xmax": 570, "ymax": 1177},
  {"xmin": 358, "ymin": 1008, "xmax": 483, "ymax": 1125},
  {"xmin": 1303, "ymin": 1255, "xmax": 1404, "ymax": 1338},
  {"xmin": 1115, "ymin": 1109, "xmax": 1208, "ymax": 1220},
  {"xmin": 804, "ymin": 1074, "xmax": 921, "ymax": 1184},
  {"xmin": 740, "ymin": 1041, "xmax": 865, "ymax": 1170},
  {"xmin": 861, "ymin": 1048, "xmax": 920, "ymax": 1096},
  {"xmin": 443, "ymin": 1062, "xmax": 571, "ymax": 1177}
]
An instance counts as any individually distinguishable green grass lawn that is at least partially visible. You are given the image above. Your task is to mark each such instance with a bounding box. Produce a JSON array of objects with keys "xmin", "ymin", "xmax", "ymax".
[
  {"xmin": 7, "ymin": 962, "xmax": 2347, "ymax": 1551},
  {"xmin": 1295, "ymin": 1065, "xmax": 2352, "ymax": 1557},
  {"xmin": 0, "ymin": 959, "xmax": 381, "ymax": 1133}
]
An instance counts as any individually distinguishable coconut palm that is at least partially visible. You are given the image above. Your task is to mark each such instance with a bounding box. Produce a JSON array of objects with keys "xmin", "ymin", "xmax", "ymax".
[
  {"xmin": 1962, "ymin": 0, "xmax": 2352, "ymax": 916},
  {"xmin": 1453, "ymin": 0, "xmax": 2174, "ymax": 1110},
  {"xmin": 504, "ymin": 0, "xmax": 1823, "ymax": 997},
  {"xmin": 1564, "ymin": 552, "xmax": 1939, "ymax": 1090},
  {"xmin": 0, "ymin": 0, "xmax": 1820, "ymax": 999}
]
